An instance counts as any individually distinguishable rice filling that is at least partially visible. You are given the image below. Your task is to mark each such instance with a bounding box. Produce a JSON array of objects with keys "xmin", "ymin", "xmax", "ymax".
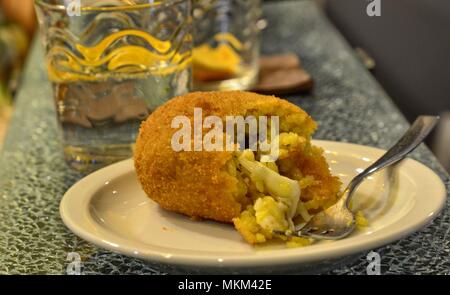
[{"xmin": 232, "ymin": 131, "xmax": 325, "ymax": 246}]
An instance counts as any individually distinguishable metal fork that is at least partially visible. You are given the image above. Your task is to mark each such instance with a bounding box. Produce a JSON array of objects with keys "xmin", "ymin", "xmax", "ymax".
[{"xmin": 282, "ymin": 115, "xmax": 439, "ymax": 240}]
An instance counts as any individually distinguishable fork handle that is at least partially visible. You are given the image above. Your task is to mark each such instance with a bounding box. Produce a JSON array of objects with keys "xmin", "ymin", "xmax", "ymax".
[{"xmin": 345, "ymin": 115, "xmax": 439, "ymax": 204}]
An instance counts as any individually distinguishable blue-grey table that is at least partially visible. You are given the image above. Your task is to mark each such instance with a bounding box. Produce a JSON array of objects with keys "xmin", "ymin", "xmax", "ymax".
[{"xmin": 0, "ymin": 1, "xmax": 448, "ymax": 274}]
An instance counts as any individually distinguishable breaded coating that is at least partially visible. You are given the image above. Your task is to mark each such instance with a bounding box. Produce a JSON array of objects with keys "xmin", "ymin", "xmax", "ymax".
[{"xmin": 134, "ymin": 91, "xmax": 340, "ymax": 228}]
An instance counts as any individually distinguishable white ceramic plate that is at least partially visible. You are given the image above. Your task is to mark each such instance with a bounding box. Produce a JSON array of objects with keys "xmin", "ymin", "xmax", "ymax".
[{"xmin": 60, "ymin": 140, "xmax": 446, "ymax": 272}]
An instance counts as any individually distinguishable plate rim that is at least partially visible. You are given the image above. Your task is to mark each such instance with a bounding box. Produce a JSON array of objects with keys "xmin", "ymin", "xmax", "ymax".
[{"xmin": 59, "ymin": 140, "xmax": 447, "ymax": 268}]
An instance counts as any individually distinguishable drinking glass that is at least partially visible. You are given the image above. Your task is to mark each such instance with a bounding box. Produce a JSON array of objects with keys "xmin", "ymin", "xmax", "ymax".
[
  {"xmin": 34, "ymin": 0, "xmax": 193, "ymax": 172},
  {"xmin": 192, "ymin": 0, "xmax": 262, "ymax": 91}
]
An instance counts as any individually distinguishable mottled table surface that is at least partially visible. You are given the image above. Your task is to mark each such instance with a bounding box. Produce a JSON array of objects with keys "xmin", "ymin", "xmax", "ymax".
[{"xmin": 0, "ymin": 1, "xmax": 448, "ymax": 275}]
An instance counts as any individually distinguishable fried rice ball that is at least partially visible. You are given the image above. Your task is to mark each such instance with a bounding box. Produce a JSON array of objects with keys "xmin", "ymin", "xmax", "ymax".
[{"xmin": 134, "ymin": 91, "xmax": 341, "ymax": 245}]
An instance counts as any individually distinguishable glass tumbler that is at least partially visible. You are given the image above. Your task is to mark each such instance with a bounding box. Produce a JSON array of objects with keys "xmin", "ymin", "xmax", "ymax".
[
  {"xmin": 192, "ymin": 0, "xmax": 262, "ymax": 91},
  {"xmin": 34, "ymin": 0, "xmax": 193, "ymax": 172}
]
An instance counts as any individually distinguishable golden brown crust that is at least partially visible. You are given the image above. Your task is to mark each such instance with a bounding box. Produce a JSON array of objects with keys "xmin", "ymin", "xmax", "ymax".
[{"xmin": 134, "ymin": 91, "xmax": 318, "ymax": 223}]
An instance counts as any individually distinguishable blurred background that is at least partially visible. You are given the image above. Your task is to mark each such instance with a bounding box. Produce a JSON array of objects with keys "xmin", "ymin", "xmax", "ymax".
[
  {"xmin": 0, "ymin": 0, "xmax": 448, "ymax": 172},
  {"xmin": 0, "ymin": 0, "xmax": 35, "ymax": 147}
]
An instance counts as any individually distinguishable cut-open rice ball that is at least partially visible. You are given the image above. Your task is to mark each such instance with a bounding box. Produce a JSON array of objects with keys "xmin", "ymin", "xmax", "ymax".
[{"xmin": 134, "ymin": 91, "xmax": 342, "ymax": 246}]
